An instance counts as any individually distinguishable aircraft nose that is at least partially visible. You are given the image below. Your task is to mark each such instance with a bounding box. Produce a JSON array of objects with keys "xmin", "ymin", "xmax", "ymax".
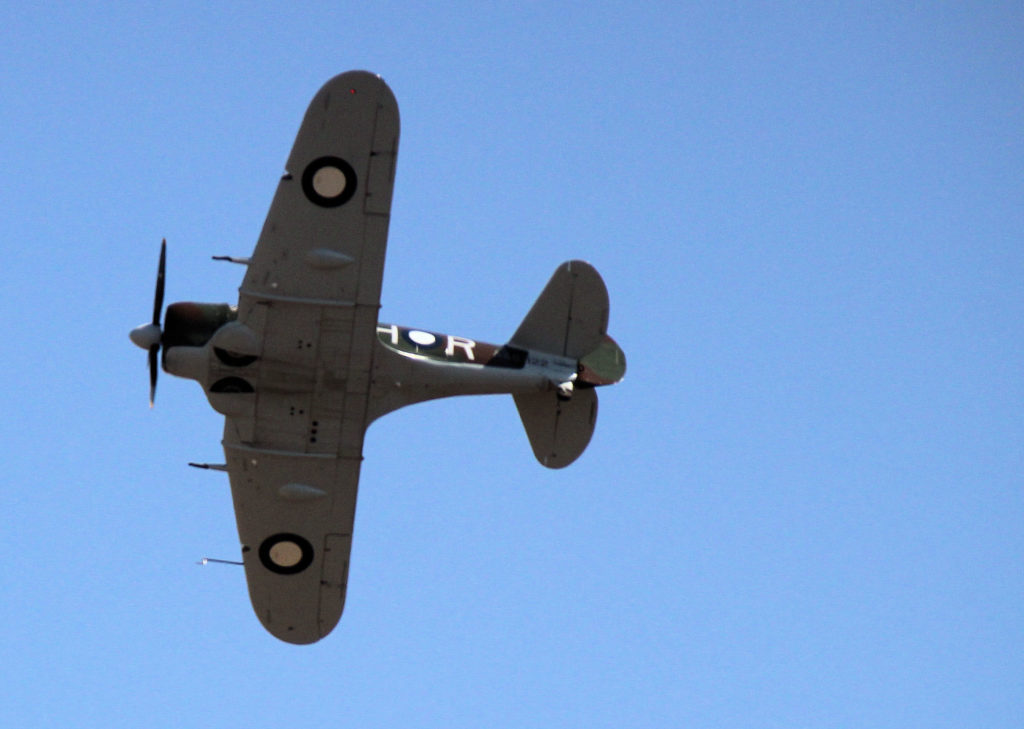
[{"xmin": 130, "ymin": 323, "xmax": 161, "ymax": 350}]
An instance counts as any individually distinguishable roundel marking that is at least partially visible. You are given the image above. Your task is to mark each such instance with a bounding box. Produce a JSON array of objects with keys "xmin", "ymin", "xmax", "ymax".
[
  {"xmin": 407, "ymin": 330, "xmax": 438, "ymax": 347},
  {"xmin": 302, "ymin": 156, "xmax": 357, "ymax": 207},
  {"xmin": 258, "ymin": 533, "xmax": 315, "ymax": 575},
  {"xmin": 312, "ymin": 166, "xmax": 347, "ymax": 198}
]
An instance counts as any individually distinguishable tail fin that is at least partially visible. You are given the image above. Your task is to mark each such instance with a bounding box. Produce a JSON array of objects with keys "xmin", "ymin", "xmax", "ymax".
[
  {"xmin": 510, "ymin": 261, "xmax": 612, "ymax": 469},
  {"xmin": 509, "ymin": 260, "xmax": 609, "ymax": 359}
]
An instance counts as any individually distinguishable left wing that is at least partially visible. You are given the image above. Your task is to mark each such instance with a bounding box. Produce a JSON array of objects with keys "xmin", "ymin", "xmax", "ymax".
[
  {"xmin": 220, "ymin": 71, "xmax": 399, "ymax": 643},
  {"xmin": 223, "ymin": 443, "xmax": 360, "ymax": 644}
]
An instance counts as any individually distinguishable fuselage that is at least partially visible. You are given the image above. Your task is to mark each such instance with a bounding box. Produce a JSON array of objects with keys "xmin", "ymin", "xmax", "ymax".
[{"xmin": 158, "ymin": 301, "xmax": 625, "ymax": 424}]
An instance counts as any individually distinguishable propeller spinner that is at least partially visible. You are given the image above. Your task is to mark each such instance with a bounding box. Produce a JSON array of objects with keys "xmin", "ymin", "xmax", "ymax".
[{"xmin": 129, "ymin": 239, "xmax": 166, "ymax": 406}]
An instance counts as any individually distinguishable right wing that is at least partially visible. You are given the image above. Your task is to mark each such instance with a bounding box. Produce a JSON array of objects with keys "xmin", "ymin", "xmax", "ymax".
[{"xmin": 239, "ymin": 69, "xmax": 399, "ymax": 308}]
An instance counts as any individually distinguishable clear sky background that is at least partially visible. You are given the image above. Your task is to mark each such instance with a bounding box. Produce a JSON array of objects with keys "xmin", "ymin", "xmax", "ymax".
[{"xmin": 2, "ymin": 2, "xmax": 1021, "ymax": 727}]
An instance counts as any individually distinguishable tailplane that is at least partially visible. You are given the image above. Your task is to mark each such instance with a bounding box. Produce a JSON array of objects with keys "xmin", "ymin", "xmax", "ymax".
[
  {"xmin": 514, "ymin": 389, "xmax": 597, "ymax": 469},
  {"xmin": 510, "ymin": 261, "xmax": 624, "ymax": 469},
  {"xmin": 509, "ymin": 260, "xmax": 609, "ymax": 359}
]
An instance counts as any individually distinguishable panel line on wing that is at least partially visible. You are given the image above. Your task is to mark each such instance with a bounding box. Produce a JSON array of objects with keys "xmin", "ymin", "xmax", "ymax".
[
  {"xmin": 223, "ymin": 442, "xmax": 345, "ymax": 460},
  {"xmin": 238, "ymin": 289, "xmax": 358, "ymax": 308}
]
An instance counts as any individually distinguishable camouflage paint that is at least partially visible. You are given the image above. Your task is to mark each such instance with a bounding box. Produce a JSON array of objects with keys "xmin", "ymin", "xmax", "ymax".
[
  {"xmin": 375, "ymin": 323, "xmax": 526, "ymax": 369},
  {"xmin": 163, "ymin": 314, "xmax": 624, "ymax": 386},
  {"xmin": 162, "ymin": 302, "xmax": 238, "ymax": 350},
  {"xmin": 577, "ymin": 335, "xmax": 627, "ymax": 386},
  {"xmin": 374, "ymin": 322, "xmax": 625, "ymax": 386}
]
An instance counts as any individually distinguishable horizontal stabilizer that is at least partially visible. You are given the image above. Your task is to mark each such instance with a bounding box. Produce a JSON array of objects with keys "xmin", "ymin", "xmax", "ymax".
[
  {"xmin": 510, "ymin": 261, "xmax": 609, "ymax": 359},
  {"xmin": 514, "ymin": 388, "xmax": 598, "ymax": 469}
]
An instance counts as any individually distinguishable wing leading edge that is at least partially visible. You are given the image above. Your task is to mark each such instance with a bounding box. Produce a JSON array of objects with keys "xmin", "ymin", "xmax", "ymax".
[{"xmin": 222, "ymin": 71, "xmax": 400, "ymax": 643}]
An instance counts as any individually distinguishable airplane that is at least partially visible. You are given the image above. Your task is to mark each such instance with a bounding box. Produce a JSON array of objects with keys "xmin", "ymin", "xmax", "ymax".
[{"xmin": 130, "ymin": 71, "xmax": 626, "ymax": 644}]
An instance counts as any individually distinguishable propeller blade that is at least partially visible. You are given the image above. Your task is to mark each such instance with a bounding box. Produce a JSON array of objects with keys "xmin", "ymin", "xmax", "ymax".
[
  {"xmin": 140, "ymin": 239, "xmax": 165, "ymax": 407},
  {"xmin": 149, "ymin": 343, "xmax": 159, "ymax": 407},
  {"xmin": 152, "ymin": 238, "xmax": 166, "ymax": 326}
]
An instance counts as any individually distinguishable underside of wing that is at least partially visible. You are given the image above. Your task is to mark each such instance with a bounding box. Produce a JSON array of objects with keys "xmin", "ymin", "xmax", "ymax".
[
  {"xmin": 239, "ymin": 70, "xmax": 400, "ymax": 309},
  {"xmin": 218, "ymin": 71, "xmax": 400, "ymax": 644},
  {"xmin": 224, "ymin": 441, "xmax": 362, "ymax": 644}
]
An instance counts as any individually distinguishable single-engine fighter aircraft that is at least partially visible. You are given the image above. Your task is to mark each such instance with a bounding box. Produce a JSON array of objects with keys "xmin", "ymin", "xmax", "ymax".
[{"xmin": 130, "ymin": 71, "xmax": 625, "ymax": 644}]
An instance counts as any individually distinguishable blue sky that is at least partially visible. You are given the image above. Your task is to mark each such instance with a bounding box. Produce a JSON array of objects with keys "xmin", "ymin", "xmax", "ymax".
[{"xmin": 2, "ymin": 2, "xmax": 1021, "ymax": 727}]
